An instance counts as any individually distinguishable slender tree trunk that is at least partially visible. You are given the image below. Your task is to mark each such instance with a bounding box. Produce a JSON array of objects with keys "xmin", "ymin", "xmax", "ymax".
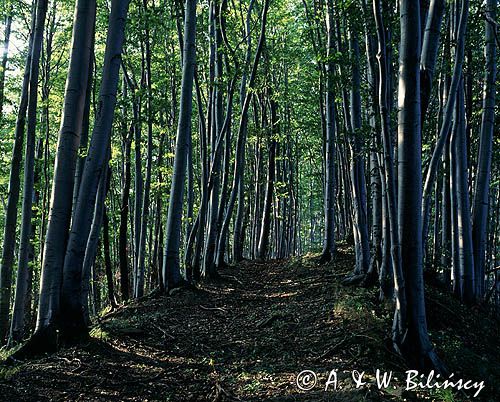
[
  {"xmin": 72, "ymin": 15, "xmax": 95, "ymax": 217},
  {"xmin": 397, "ymin": 0, "xmax": 442, "ymax": 371},
  {"xmin": 348, "ymin": 31, "xmax": 370, "ymax": 275},
  {"xmin": 257, "ymin": 97, "xmax": 277, "ymax": 261},
  {"xmin": 5, "ymin": 0, "xmax": 48, "ymax": 345},
  {"xmin": 420, "ymin": 0, "xmax": 445, "ymax": 119},
  {"xmin": 162, "ymin": 0, "xmax": 197, "ymax": 291},
  {"xmin": 34, "ymin": 0, "xmax": 96, "ymax": 338},
  {"xmin": 119, "ymin": 76, "xmax": 132, "ymax": 301},
  {"xmin": 232, "ymin": 0, "xmax": 255, "ymax": 263},
  {"xmin": 319, "ymin": 0, "xmax": 336, "ymax": 263},
  {"xmin": 0, "ymin": 5, "xmax": 36, "ymax": 345},
  {"xmin": 135, "ymin": 0, "xmax": 154, "ymax": 298},
  {"xmin": 472, "ymin": 0, "xmax": 496, "ymax": 300},
  {"xmin": 454, "ymin": 81, "xmax": 475, "ymax": 303},
  {"xmin": 133, "ymin": 99, "xmax": 143, "ymax": 294},
  {"xmin": 103, "ymin": 207, "xmax": 117, "ymax": 308},
  {"xmin": 59, "ymin": 0, "xmax": 130, "ymax": 342},
  {"xmin": 421, "ymin": 0, "xmax": 469, "ymax": 253},
  {"xmin": 0, "ymin": 12, "xmax": 12, "ymax": 120},
  {"xmin": 373, "ymin": 0, "xmax": 406, "ymax": 336},
  {"xmin": 216, "ymin": 0, "xmax": 270, "ymax": 265},
  {"xmin": 450, "ymin": 109, "xmax": 460, "ymax": 297},
  {"xmin": 81, "ymin": 155, "xmax": 109, "ymax": 324}
]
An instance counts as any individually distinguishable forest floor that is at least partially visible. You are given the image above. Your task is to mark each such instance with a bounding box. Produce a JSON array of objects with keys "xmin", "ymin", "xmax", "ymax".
[{"xmin": 0, "ymin": 243, "xmax": 499, "ymax": 401}]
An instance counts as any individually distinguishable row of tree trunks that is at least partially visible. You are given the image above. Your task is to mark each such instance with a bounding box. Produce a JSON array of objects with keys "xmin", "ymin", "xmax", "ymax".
[{"xmin": 0, "ymin": 5, "xmax": 36, "ymax": 345}]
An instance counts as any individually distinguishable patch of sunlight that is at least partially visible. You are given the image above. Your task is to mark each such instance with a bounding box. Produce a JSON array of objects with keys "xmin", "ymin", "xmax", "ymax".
[
  {"xmin": 0, "ymin": 343, "xmax": 22, "ymax": 360},
  {"xmin": 265, "ymin": 291, "xmax": 298, "ymax": 298},
  {"xmin": 0, "ymin": 365, "xmax": 20, "ymax": 380},
  {"xmin": 431, "ymin": 388, "xmax": 456, "ymax": 402},
  {"xmin": 90, "ymin": 326, "xmax": 110, "ymax": 341}
]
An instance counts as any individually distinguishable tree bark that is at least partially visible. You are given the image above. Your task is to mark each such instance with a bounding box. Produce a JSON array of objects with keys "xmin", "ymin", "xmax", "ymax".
[
  {"xmin": 59, "ymin": 0, "xmax": 130, "ymax": 342},
  {"xmin": 0, "ymin": 5, "xmax": 36, "ymax": 345},
  {"xmin": 162, "ymin": 0, "xmax": 197, "ymax": 291},
  {"xmin": 453, "ymin": 81, "xmax": 475, "ymax": 304},
  {"xmin": 216, "ymin": 0, "xmax": 270, "ymax": 267},
  {"xmin": 420, "ymin": 0, "xmax": 445, "ymax": 119},
  {"xmin": 257, "ymin": 97, "xmax": 277, "ymax": 261},
  {"xmin": 0, "ymin": 12, "xmax": 12, "ymax": 119},
  {"xmin": 421, "ymin": 0, "xmax": 469, "ymax": 253},
  {"xmin": 472, "ymin": 0, "xmax": 496, "ymax": 300},
  {"xmin": 396, "ymin": 0, "xmax": 443, "ymax": 371},
  {"xmin": 319, "ymin": 0, "xmax": 336, "ymax": 264},
  {"xmin": 35, "ymin": 0, "xmax": 96, "ymax": 336},
  {"xmin": 5, "ymin": 0, "xmax": 48, "ymax": 345},
  {"xmin": 135, "ymin": 0, "xmax": 154, "ymax": 298}
]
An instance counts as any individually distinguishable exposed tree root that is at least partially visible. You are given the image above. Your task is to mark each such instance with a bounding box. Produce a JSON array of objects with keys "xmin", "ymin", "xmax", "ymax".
[{"xmin": 8, "ymin": 325, "xmax": 58, "ymax": 361}]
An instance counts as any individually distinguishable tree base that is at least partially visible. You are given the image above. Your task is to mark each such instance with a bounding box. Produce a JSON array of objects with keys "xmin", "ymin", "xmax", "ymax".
[
  {"xmin": 8, "ymin": 325, "xmax": 58, "ymax": 361},
  {"xmin": 341, "ymin": 273, "xmax": 366, "ymax": 286},
  {"xmin": 318, "ymin": 249, "xmax": 335, "ymax": 265}
]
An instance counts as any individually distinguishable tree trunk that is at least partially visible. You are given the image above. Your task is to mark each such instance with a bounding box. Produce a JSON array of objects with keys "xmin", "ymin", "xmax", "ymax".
[
  {"xmin": 119, "ymin": 76, "xmax": 132, "ymax": 301},
  {"xmin": 421, "ymin": 0, "xmax": 469, "ymax": 253},
  {"xmin": 162, "ymin": 0, "xmax": 197, "ymax": 291},
  {"xmin": 232, "ymin": 0, "xmax": 255, "ymax": 263},
  {"xmin": 59, "ymin": 0, "xmax": 130, "ymax": 342},
  {"xmin": 453, "ymin": 81, "xmax": 475, "ymax": 304},
  {"xmin": 5, "ymin": 0, "xmax": 48, "ymax": 345},
  {"xmin": 216, "ymin": 0, "xmax": 270, "ymax": 266},
  {"xmin": 0, "ymin": 12, "xmax": 12, "ymax": 119},
  {"xmin": 319, "ymin": 0, "xmax": 336, "ymax": 264},
  {"xmin": 472, "ymin": 0, "xmax": 496, "ymax": 300},
  {"xmin": 348, "ymin": 31, "xmax": 370, "ymax": 274},
  {"xmin": 396, "ymin": 0, "xmax": 443, "ymax": 371},
  {"xmin": 420, "ymin": 0, "xmax": 445, "ymax": 119},
  {"xmin": 35, "ymin": 0, "xmax": 96, "ymax": 337},
  {"xmin": 81, "ymin": 155, "xmax": 109, "ymax": 324},
  {"xmin": 0, "ymin": 5, "xmax": 36, "ymax": 345},
  {"xmin": 257, "ymin": 97, "xmax": 277, "ymax": 261},
  {"xmin": 103, "ymin": 207, "xmax": 117, "ymax": 308},
  {"xmin": 373, "ymin": 0, "xmax": 405, "ymax": 333},
  {"xmin": 135, "ymin": 0, "xmax": 154, "ymax": 298}
]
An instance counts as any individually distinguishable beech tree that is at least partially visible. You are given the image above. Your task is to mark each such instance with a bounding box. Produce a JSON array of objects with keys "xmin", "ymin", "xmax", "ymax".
[{"xmin": 162, "ymin": 0, "xmax": 197, "ymax": 291}]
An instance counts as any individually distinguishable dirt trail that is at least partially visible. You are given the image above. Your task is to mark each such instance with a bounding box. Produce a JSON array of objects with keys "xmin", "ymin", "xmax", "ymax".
[{"xmin": 0, "ymin": 246, "xmax": 498, "ymax": 401}]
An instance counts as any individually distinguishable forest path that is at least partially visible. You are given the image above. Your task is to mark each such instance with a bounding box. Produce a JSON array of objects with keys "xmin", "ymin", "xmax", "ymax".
[{"xmin": 2, "ymin": 244, "xmax": 496, "ymax": 401}]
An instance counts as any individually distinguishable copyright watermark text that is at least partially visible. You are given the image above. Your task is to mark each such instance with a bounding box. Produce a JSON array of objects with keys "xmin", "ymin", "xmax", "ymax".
[{"xmin": 295, "ymin": 369, "xmax": 485, "ymax": 398}]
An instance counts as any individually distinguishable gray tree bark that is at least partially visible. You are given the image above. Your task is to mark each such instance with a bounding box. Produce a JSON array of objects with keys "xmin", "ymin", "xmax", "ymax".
[
  {"xmin": 396, "ymin": 0, "xmax": 443, "ymax": 371},
  {"xmin": 216, "ymin": 0, "xmax": 270, "ymax": 267},
  {"xmin": 6, "ymin": 0, "xmax": 48, "ymax": 344},
  {"xmin": 0, "ymin": 5, "xmax": 35, "ymax": 345},
  {"xmin": 135, "ymin": 0, "xmax": 154, "ymax": 298},
  {"xmin": 35, "ymin": 0, "xmax": 96, "ymax": 336},
  {"xmin": 472, "ymin": 0, "xmax": 496, "ymax": 300},
  {"xmin": 232, "ymin": 0, "xmax": 255, "ymax": 263},
  {"xmin": 348, "ymin": 31, "xmax": 369, "ymax": 275},
  {"xmin": 420, "ymin": 0, "xmax": 445, "ymax": 119},
  {"xmin": 453, "ymin": 81, "xmax": 475, "ymax": 304},
  {"xmin": 59, "ymin": 0, "xmax": 130, "ymax": 341},
  {"xmin": 0, "ymin": 12, "xmax": 12, "ymax": 120},
  {"xmin": 319, "ymin": 0, "xmax": 336, "ymax": 263},
  {"xmin": 421, "ymin": 0, "xmax": 469, "ymax": 254},
  {"xmin": 256, "ymin": 97, "xmax": 277, "ymax": 261},
  {"xmin": 162, "ymin": 0, "xmax": 197, "ymax": 291},
  {"xmin": 373, "ymin": 0, "xmax": 406, "ymax": 333}
]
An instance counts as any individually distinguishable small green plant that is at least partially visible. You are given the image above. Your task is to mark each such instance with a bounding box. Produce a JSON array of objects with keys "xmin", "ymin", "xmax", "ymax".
[
  {"xmin": 0, "ymin": 366, "xmax": 21, "ymax": 381},
  {"xmin": 431, "ymin": 387, "xmax": 455, "ymax": 402},
  {"xmin": 89, "ymin": 326, "xmax": 110, "ymax": 341}
]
